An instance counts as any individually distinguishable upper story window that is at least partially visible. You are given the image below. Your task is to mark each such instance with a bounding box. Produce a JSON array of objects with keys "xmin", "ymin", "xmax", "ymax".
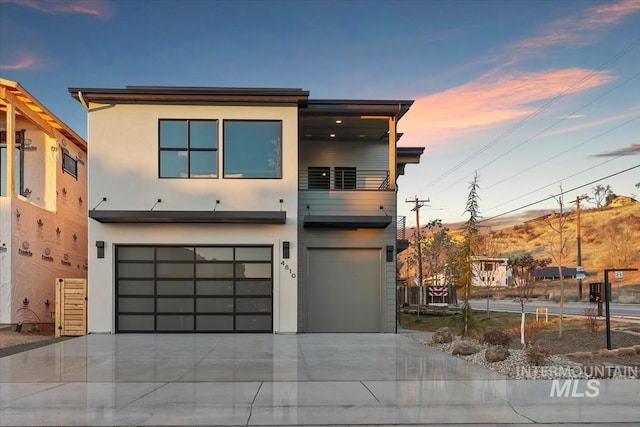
[
  {"xmin": 62, "ymin": 151, "xmax": 78, "ymax": 179},
  {"xmin": 159, "ymin": 120, "xmax": 218, "ymax": 178},
  {"xmin": 334, "ymin": 167, "xmax": 356, "ymax": 189},
  {"xmin": 308, "ymin": 167, "xmax": 330, "ymax": 189},
  {"xmin": 0, "ymin": 130, "xmax": 25, "ymax": 196},
  {"xmin": 223, "ymin": 120, "xmax": 281, "ymax": 178}
]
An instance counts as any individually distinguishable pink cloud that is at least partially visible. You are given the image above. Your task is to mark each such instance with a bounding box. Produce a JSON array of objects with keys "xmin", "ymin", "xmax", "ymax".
[
  {"xmin": 516, "ymin": 0, "xmax": 640, "ymax": 49},
  {"xmin": 0, "ymin": 0, "xmax": 114, "ymax": 17},
  {"xmin": 398, "ymin": 68, "xmax": 615, "ymax": 148},
  {"xmin": 0, "ymin": 53, "xmax": 38, "ymax": 70}
]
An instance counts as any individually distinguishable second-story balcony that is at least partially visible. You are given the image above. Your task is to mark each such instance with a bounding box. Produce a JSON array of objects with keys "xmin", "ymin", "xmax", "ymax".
[{"xmin": 299, "ymin": 168, "xmax": 390, "ymax": 191}]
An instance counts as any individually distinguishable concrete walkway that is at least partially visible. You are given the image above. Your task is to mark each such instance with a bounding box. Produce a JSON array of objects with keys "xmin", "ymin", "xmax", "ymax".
[{"xmin": 0, "ymin": 332, "xmax": 638, "ymax": 426}]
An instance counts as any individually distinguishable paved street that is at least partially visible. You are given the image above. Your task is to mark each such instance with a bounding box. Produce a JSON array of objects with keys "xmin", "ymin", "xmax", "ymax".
[{"xmin": 470, "ymin": 298, "xmax": 640, "ymax": 320}]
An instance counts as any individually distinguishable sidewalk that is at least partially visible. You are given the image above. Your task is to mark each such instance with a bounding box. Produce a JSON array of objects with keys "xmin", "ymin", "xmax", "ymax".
[{"xmin": 1, "ymin": 333, "xmax": 638, "ymax": 426}]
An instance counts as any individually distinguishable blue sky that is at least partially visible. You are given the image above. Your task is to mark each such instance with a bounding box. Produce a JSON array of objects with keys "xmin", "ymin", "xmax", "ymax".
[{"xmin": 1, "ymin": 0, "xmax": 639, "ymax": 227}]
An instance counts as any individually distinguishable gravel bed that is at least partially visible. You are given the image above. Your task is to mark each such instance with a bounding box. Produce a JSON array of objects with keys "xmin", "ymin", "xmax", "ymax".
[{"xmin": 410, "ymin": 335, "xmax": 639, "ymax": 380}]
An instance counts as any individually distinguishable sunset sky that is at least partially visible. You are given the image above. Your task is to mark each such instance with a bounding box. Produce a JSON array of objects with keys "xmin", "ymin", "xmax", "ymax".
[{"xmin": 1, "ymin": 0, "xmax": 639, "ymax": 227}]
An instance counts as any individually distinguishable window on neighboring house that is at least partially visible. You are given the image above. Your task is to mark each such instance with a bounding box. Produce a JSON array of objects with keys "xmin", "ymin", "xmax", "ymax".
[
  {"xmin": 62, "ymin": 151, "xmax": 78, "ymax": 179},
  {"xmin": 334, "ymin": 167, "xmax": 356, "ymax": 190},
  {"xmin": 308, "ymin": 167, "xmax": 330, "ymax": 189},
  {"xmin": 223, "ymin": 120, "xmax": 281, "ymax": 178},
  {"xmin": 159, "ymin": 119, "xmax": 218, "ymax": 178},
  {"xmin": 0, "ymin": 130, "xmax": 25, "ymax": 196}
]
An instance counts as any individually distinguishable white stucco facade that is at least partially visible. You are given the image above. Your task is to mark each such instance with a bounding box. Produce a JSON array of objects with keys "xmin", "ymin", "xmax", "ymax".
[{"xmin": 86, "ymin": 102, "xmax": 299, "ymax": 333}]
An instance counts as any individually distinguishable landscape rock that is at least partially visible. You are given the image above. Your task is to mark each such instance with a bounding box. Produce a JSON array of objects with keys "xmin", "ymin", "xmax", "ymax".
[
  {"xmin": 451, "ymin": 340, "xmax": 480, "ymax": 356},
  {"xmin": 485, "ymin": 345, "xmax": 510, "ymax": 362},
  {"xmin": 432, "ymin": 327, "xmax": 453, "ymax": 344}
]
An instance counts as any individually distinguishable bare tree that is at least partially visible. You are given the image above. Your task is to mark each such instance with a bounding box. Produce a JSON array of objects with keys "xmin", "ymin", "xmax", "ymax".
[
  {"xmin": 508, "ymin": 251, "xmax": 551, "ymax": 347},
  {"xmin": 591, "ymin": 184, "xmax": 614, "ymax": 208},
  {"xmin": 545, "ymin": 186, "xmax": 569, "ymax": 337}
]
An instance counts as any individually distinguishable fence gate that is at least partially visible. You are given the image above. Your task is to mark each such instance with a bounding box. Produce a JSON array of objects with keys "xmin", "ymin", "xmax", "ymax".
[{"xmin": 55, "ymin": 278, "xmax": 87, "ymax": 337}]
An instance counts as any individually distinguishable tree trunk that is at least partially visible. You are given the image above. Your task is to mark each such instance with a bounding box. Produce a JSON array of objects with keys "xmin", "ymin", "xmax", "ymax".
[{"xmin": 520, "ymin": 310, "xmax": 526, "ymax": 348}]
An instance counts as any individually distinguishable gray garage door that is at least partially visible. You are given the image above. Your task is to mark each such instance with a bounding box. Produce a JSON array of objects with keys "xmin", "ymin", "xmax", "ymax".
[
  {"xmin": 306, "ymin": 248, "xmax": 381, "ymax": 332},
  {"xmin": 115, "ymin": 245, "xmax": 272, "ymax": 332}
]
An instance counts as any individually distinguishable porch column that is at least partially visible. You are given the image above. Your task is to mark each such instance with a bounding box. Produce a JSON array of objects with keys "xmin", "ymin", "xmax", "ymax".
[
  {"xmin": 5, "ymin": 102, "xmax": 15, "ymax": 196},
  {"xmin": 388, "ymin": 117, "xmax": 396, "ymax": 190}
]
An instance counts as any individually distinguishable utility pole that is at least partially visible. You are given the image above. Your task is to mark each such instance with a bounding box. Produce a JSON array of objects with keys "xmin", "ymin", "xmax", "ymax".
[
  {"xmin": 406, "ymin": 196, "xmax": 430, "ymax": 307},
  {"xmin": 573, "ymin": 195, "xmax": 588, "ymax": 300}
]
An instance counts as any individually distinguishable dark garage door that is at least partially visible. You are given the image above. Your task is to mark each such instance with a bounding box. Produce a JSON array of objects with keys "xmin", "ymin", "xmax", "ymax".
[
  {"xmin": 306, "ymin": 248, "xmax": 381, "ymax": 332},
  {"xmin": 116, "ymin": 245, "xmax": 273, "ymax": 332}
]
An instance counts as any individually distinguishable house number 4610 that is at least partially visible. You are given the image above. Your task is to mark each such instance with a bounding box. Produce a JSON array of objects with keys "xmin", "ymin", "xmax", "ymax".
[{"xmin": 280, "ymin": 261, "xmax": 296, "ymax": 278}]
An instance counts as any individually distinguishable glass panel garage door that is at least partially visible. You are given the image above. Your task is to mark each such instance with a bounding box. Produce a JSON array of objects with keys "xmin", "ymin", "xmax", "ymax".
[{"xmin": 116, "ymin": 245, "xmax": 272, "ymax": 332}]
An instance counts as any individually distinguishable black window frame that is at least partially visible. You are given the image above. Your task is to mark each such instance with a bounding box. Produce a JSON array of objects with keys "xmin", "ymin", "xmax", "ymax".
[
  {"xmin": 1, "ymin": 130, "xmax": 26, "ymax": 195},
  {"xmin": 222, "ymin": 120, "xmax": 282, "ymax": 179},
  {"xmin": 334, "ymin": 167, "xmax": 356, "ymax": 190},
  {"xmin": 308, "ymin": 166, "xmax": 330, "ymax": 190},
  {"xmin": 159, "ymin": 119, "xmax": 219, "ymax": 179},
  {"xmin": 62, "ymin": 151, "xmax": 78, "ymax": 179}
]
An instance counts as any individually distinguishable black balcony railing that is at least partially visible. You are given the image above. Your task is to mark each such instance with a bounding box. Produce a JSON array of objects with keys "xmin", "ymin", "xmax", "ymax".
[{"xmin": 299, "ymin": 168, "xmax": 390, "ymax": 190}]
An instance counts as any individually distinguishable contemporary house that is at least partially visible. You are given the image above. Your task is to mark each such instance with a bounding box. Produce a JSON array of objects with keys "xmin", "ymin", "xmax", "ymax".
[
  {"xmin": 471, "ymin": 256, "xmax": 511, "ymax": 287},
  {"xmin": 0, "ymin": 78, "xmax": 88, "ymax": 325},
  {"xmin": 69, "ymin": 85, "xmax": 423, "ymax": 334}
]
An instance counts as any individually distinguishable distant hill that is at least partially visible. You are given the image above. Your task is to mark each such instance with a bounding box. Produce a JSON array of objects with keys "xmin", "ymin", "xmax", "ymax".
[{"xmin": 398, "ymin": 197, "xmax": 640, "ymax": 284}]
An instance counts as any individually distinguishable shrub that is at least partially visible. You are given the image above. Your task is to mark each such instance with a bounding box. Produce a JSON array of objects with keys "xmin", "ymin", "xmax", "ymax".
[
  {"xmin": 616, "ymin": 347, "xmax": 636, "ymax": 357},
  {"xmin": 583, "ymin": 308, "xmax": 599, "ymax": 332},
  {"xmin": 480, "ymin": 329, "xmax": 512, "ymax": 346},
  {"xmin": 525, "ymin": 340, "xmax": 550, "ymax": 366},
  {"xmin": 597, "ymin": 349, "xmax": 617, "ymax": 358}
]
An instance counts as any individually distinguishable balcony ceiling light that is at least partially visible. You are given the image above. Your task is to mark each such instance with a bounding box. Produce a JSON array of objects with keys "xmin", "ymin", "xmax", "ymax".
[
  {"xmin": 335, "ymin": 120, "xmax": 342, "ymax": 124},
  {"xmin": 330, "ymin": 133, "xmax": 336, "ymax": 138}
]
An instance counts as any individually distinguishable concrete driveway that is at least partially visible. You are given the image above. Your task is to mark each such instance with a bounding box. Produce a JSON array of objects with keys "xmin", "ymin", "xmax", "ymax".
[{"xmin": 0, "ymin": 332, "xmax": 638, "ymax": 426}]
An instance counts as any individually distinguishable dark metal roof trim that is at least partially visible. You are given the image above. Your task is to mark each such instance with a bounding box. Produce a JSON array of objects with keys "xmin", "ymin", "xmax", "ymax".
[
  {"xmin": 89, "ymin": 210, "xmax": 286, "ymax": 224},
  {"xmin": 303, "ymin": 215, "xmax": 392, "ymax": 229},
  {"xmin": 69, "ymin": 86, "xmax": 310, "ymax": 105},
  {"xmin": 303, "ymin": 99, "xmax": 414, "ymax": 119}
]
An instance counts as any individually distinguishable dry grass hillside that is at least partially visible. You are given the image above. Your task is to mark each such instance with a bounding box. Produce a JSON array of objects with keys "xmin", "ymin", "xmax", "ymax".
[
  {"xmin": 488, "ymin": 200, "xmax": 640, "ymax": 283},
  {"xmin": 398, "ymin": 198, "xmax": 640, "ymax": 297}
]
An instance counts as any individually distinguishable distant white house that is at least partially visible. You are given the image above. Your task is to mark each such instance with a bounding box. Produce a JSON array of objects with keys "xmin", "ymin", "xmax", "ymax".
[{"xmin": 471, "ymin": 256, "xmax": 511, "ymax": 287}]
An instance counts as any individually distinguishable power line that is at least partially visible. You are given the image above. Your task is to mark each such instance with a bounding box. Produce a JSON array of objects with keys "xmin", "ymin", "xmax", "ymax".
[
  {"xmin": 484, "ymin": 155, "xmax": 623, "ymax": 212},
  {"xmin": 478, "ymin": 163, "xmax": 640, "ymax": 223},
  {"xmin": 421, "ymin": 37, "xmax": 640, "ymax": 193},
  {"xmin": 485, "ymin": 115, "xmax": 639, "ymax": 190}
]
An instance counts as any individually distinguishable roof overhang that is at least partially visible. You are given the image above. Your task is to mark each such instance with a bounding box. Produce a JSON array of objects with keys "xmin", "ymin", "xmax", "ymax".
[
  {"xmin": 397, "ymin": 146, "xmax": 425, "ymax": 176},
  {"xmin": 0, "ymin": 78, "xmax": 87, "ymax": 151},
  {"xmin": 69, "ymin": 86, "xmax": 310, "ymax": 106},
  {"xmin": 303, "ymin": 215, "xmax": 392, "ymax": 229},
  {"xmin": 89, "ymin": 210, "xmax": 286, "ymax": 224}
]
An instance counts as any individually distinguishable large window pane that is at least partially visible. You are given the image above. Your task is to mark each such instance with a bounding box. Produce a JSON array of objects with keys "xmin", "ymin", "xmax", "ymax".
[
  {"xmin": 157, "ymin": 263, "xmax": 194, "ymax": 278},
  {"xmin": 196, "ymin": 298, "xmax": 234, "ymax": 312},
  {"xmin": 197, "ymin": 315, "xmax": 233, "ymax": 331},
  {"xmin": 160, "ymin": 150, "xmax": 187, "ymax": 178},
  {"xmin": 118, "ymin": 263, "xmax": 154, "ymax": 278},
  {"xmin": 196, "ymin": 263, "xmax": 234, "ymax": 278},
  {"xmin": 235, "ymin": 247, "xmax": 271, "ymax": 261},
  {"xmin": 157, "ymin": 298, "xmax": 194, "ymax": 313},
  {"xmin": 236, "ymin": 298, "xmax": 271, "ymax": 313},
  {"xmin": 118, "ymin": 315, "xmax": 154, "ymax": 331},
  {"xmin": 118, "ymin": 247, "xmax": 155, "ymax": 261},
  {"xmin": 236, "ymin": 315, "xmax": 271, "ymax": 331},
  {"xmin": 196, "ymin": 280, "xmax": 233, "ymax": 295},
  {"xmin": 157, "ymin": 280, "xmax": 194, "ymax": 295},
  {"xmin": 196, "ymin": 247, "xmax": 233, "ymax": 261},
  {"xmin": 160, "ymin": 121, "xmax": 187, "ymax": 148},
  {"xmin": 118, "ymin": 298, "xmax": 155, "ymax": 313},
  {"xmin": 190, "ymin": 151, "xmax": 217, "ymax": 177},
  {"xmin": 236, "ymin": 263, "xmax": 272, "ymax": 278},
  {"xmin": 118, "ymin": 280, "xmax": 154, "ymax": 295},
  {"xmin": 190, "ymin": 121, "xmax": 217, "ymax": 149},
  {"xmin": 236, "ymin": 280, "xmax": 271, "ymax": 296},
  {"xmin": 223, "ymin": 121, "xmax": 282, "ymax": 178},
  {"xmin": 157, "ymin": 247, "xmax": 194, "ymax": 261},
  {"xmin": 157, "ymin": 315, "xmax": 194, "ymax": 331}
]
